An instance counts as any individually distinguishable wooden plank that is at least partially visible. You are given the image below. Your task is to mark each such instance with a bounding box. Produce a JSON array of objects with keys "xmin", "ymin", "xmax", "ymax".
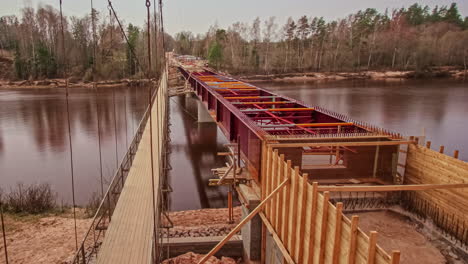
[
  {"xmin": 259, "ymin": 212, "xmax": 295, "ymax": 264},
  {"xmin": 307, "ymin": 182, "xmax": 319, "ymax": 264},
  {"xmin": 367, "ymin": 231, "xmax": 378, "ymax": 264},
  {"xmin": 390, "ymin": 251, "xmax": 401, "ymax": 264},
  {"xmin": 298, "ymin": 173, "xmax": 309, "ymax": 263},
  {"xmin": 318, "ymin": 191, "xmax": 330, "ymax": 264},
  {"xmin": 348, "ymin": 216, "xmax": 359, "ymax": 264},
  {"xmin": 97, "ymin": 73, "xmax": 167, "ymax": 264},
  {"xmin": 265, "ymin": 148, "xmax": 273, "ymax": 218},
  {"xmin": 282, "ymin": 160, "xmax": 292, "ymax": 243},
  {"xmin": 332, "ymin": 203, "xmax": 343, "ymax": 264},
  {"xmin": 277, "ymin": 154, "xmax": 286, "ymax": 239},
  {"xmin": 197, "ymin": 178, "xmax": 289, "ymax": 264},
  {"xmin": 270, "ymin": 150, "xmax": 279, "ymax": 224},
  {"xmin": 268, "ymin": 141, "xmax": 413, "ymax": 148},
  {"xmin": 290, "ymin": 166, "xmax": 300, "ymax": 260},
  {"xmin": 260, "ymin": 143, "xmax": 267, "ymax": 200},
  {"xmin": 317, "ymin": 183, "xmax": 468, "ymax": 192}
]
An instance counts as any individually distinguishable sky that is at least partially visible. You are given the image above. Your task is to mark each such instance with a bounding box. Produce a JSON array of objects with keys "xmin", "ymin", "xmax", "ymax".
[{"xmin": 1, "ymin": 0, "xmax": 468, "ymax": 36}]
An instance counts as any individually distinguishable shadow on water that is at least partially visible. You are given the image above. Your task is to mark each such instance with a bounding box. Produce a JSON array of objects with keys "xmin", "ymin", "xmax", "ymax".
[{"xmin": 167, "ymin": 94, "xmax": 238, "ymax": 211}]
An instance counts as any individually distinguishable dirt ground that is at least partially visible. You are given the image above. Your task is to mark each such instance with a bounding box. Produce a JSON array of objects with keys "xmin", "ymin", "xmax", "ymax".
[
  {"xmin": 349, "ymin": 210, "xmax": 467, "ymax": 264},
  {"xmin": 0, "ymin": 207, "xmax": 241, "ymax": 264},
  {"xmin": 0, "ymin": 210, "xmax": 92, "ymax": 264}
]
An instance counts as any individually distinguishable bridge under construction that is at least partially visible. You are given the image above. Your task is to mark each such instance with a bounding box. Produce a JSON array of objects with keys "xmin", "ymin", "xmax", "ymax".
[
  {"xmin": 62, "ymin": 54, "xmax": 468, "ymax": 264},
  {"xmin": 1, "ymin": 0, "xmax": 467, "ymax": 263}
]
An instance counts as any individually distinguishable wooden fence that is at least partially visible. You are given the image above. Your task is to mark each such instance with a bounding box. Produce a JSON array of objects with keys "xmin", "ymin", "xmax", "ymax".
[
  {"xmin": 403, "ymin": 143, "xmax": 468, "ymax": 246},
  {"xmin": 261, "ymin": 145, "xmax": 400, "ymax": 264}
]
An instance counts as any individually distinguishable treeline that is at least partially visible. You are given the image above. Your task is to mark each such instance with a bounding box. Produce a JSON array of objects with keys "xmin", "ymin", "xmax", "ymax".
[
  {"xmin": 0, "ymin": 5, "xmax": 173, "ymax": 80},
  {"xmin": 174, "ymin": 3, "xmax": 468, "ymax": 74}
]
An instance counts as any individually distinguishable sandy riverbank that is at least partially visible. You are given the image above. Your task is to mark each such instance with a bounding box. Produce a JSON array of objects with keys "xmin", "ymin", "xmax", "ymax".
[
  {"xmin": 0, "ymin": 209, "xmax": 92, "ymax": 264},
  {"xmin": 0, "ymin": 207, "xmax": 241, "ymax": 263}
]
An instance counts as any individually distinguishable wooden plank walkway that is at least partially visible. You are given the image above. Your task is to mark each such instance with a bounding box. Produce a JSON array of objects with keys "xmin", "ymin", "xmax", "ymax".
[{"xmin": 97, "ymin": 73, "xmax": 167, "ymax": 264}]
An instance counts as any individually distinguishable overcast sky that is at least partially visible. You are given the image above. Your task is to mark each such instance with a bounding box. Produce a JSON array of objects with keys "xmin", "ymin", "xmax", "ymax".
[{"xmin": 2, "ymin": 0, "xmax": 467, "ymax": 35}]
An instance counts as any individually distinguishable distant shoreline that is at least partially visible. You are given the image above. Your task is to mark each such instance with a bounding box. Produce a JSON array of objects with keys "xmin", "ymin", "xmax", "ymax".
[
  {"xmin": 0, "ymin": 79, "xmax": 152, "ymax": 89},
  {"xmin": 1, "ymin": 69, "xmax": 466, "ymax": 89},
  {"xmin": 238, "ymin": 69, "xmax": 467, "ymax": 83}
]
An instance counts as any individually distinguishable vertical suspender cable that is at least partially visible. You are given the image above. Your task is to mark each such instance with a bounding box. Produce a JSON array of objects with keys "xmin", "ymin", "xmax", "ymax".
[
  {"xmin": 91, "ymin": 0, "xmax": 105, "ymax": 198},
  {"xmin": 113, "ymin": 89, "xmax": 119, "ymax": 170},
  {"xmin": 153, "ymin": 0, "xmax": 158, "ymax": 73},
  {"xmin": 59, "ymin": 0, "xmax": 79, "ymax": 250},
  {"xmin": 145, "ymin": 0, "xmax": 159, "ymax": 261},
  {"xmin": 124, "ymin": 89, "xmax": 128, "ymax": 149},
  {"xmin": 157, "ymin": 1, "xmax": 167, "ymax": 260},
  {"xmin": 1, "ymin": 198, "xmax": 9, "ymax": 264},
  {"xmin": 159, "ymin": 0, "xmax": 165, "ymax": 53}
]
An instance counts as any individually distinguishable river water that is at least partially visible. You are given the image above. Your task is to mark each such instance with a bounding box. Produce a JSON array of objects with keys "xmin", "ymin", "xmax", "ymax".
[
  {"xmin": 0, "ymin": 79, "xmax": 466, "ymax": 209},
  {"xmin": 255, "ymin": 79, "xmax": 468, "ymax": 161}
]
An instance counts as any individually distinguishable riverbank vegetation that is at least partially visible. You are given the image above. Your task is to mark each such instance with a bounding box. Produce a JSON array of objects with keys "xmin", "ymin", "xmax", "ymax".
[
  {"xmin": 0, "ymin": 5, "xmax": 172, "ymax": 81},
  {"xmin": 0, "ymin": 184, "xmax": 100, "ymax": 217},
  {"xmin": 174, "ymin": 3, "xmax": 468, "ymax": 75}
]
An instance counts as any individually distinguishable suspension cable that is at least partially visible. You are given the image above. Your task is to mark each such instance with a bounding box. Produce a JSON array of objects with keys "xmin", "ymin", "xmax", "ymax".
[
  {"xmin": 145, "ymin": 0, "xmax": 160, "ymax": 261},
  {"xmin": 107, "ymin": 0, "xmax": 148, "ymax": 78},
  {"xmin": 159, "ymin": 0, "xmax": 166, "ymax": 53},
  {"xmin": 59, "ymin": 0, "xmax": 79, "ymax": 251},
  {"xmin": 153, "ymin": 0, "xmax": 158, "ymax": 73},
  {"xmin": 158, "ymin": 2, "xmax": 168, "ymax": 260}
]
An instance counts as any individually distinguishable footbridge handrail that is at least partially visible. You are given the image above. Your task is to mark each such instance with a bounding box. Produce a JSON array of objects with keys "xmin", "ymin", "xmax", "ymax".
[{"xmin": 70, "ymin": 72, "xmax": 166, "ymax": 264}]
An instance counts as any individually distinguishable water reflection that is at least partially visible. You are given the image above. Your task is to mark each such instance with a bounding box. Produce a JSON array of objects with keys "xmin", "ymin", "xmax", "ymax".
[
  {"xmin": 0, "ymin": 87, "xmax": 235, "ymax": 210},
  {"xmin": 256, "ymin": 79, "xmax": 468, "ymax": 161},
  {"xmin": 0, "ymin": 87, "xmax": 148, "ymax": 205},
  {"xmin": 167, "ymin": 94, "xmax": 233, "ymax": 211}
]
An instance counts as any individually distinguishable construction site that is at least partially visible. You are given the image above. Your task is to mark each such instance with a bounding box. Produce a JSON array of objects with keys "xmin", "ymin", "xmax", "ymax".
[
  {"xmin": 116, "ymin": 54, "xmax": 465, "ymax": 264},
  {"xmin": 1, "ymin": 1, "xmax": 468, "ymax": 263}
]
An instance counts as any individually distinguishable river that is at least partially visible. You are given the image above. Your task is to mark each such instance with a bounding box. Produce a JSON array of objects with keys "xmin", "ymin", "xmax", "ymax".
[{"xmin": 0, "ymin": 78, "xmax": 466, "ymax": 210}]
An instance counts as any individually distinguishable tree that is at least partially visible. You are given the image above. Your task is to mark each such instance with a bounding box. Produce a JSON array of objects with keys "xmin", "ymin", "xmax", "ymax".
[
  {"xmin": 208, "ymin": 41, "xmax": 222, "ymax": 69},
  {"xmin": 126, "ymin": 24, "xmax": 140, "ymax": 76},
  {"xmin": 262, "ymin": 17, "xmax": 277, "ymax": 73}
]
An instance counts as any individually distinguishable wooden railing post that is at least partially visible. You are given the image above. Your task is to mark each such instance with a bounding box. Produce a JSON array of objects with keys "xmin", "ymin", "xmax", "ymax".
[
  {"xmin": 277, "ymin": 154, "xmax": 285, "ymax": 238},
  {"xmin": 348, "ymin": 216, "xmax": 360, "ymax": 264},
  {"xmin": 318, "ymin": 191, "xmax": 330, "ymax": 264},
  {"xmin": 290, "ymin": 166, "xmax": 300, "ymax": 259},
  {"xmin": 307, "ymin": 182, "xmax": 319, "ymax": 264},
  {"xmin": 332, "ymin": 203, "xmax": 344, "ymax": 264},
  {"xmin": 298, "ymin": 173, "xmax": 309, "ymax": 263},
  {"xmin": 367, "ymin": 231, "xmax": 378, "ymax": 264},
  {"xmin": 391, "ymin": 250, "xmax": 401, "ymax": 264}
]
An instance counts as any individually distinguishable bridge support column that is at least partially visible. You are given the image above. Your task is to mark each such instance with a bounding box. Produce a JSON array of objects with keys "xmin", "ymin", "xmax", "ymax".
[
  {"xmin": 197, "ymin": 99, "xmax": 214, "ymax": 123},
  {"xmin": 238, "ymin": 184, "xmax": 262, "ymax": 261}
]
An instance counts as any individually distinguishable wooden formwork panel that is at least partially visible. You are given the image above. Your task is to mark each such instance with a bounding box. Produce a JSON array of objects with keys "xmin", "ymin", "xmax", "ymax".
[
  {"xmin": 261, "ymin": 147, "xmax": 397, "ymax": 264},
  {"xmin": 404, "ymin": 144, "xmax": 468, "ymax": 244}
]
